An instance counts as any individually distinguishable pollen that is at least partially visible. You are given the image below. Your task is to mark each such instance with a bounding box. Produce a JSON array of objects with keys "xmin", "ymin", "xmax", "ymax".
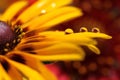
[{"xmin": 0, "ymin": 20, "xmax": 24, "ymax": 55}]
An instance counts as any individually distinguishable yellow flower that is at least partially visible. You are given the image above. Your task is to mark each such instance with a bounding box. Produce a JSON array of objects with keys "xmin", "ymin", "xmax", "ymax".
[{"xmin": 0, "ymin": 0, "xmax": 111, "ymax": 80}]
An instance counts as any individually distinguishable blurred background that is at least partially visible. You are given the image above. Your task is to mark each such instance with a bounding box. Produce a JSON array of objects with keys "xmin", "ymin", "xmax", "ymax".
[{"xmin": 0, "ymin": 0, "xmax": 120, "ymax": 80}]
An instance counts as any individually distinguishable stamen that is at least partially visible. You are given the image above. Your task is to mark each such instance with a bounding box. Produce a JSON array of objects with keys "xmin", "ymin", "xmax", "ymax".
[
  {"xmin": 4, "ymin": 48, "xmax": 9, "ymax": 52},
  {"xmin": 6, "ymin": 43, "xmax": 10, "ymax": 47},
  {"xmin": 13, "ymin": 40, "xmax": 16, "ymax": 43}
]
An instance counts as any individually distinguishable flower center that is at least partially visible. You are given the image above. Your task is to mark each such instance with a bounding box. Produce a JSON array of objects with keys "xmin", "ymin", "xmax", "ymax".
[{"xmin": 0, "ymin": 21, "xmax": 23, "ymax": 55}]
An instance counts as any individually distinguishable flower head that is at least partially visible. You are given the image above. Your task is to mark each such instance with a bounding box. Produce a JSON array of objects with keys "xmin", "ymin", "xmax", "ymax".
[{"xmin": 0, "ymin": 0, "xmax": 111, "ymax": 80}]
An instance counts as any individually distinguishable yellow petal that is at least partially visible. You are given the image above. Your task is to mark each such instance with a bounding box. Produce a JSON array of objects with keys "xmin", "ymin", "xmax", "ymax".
[
  {"xmin": 15, "ymin": 0, "xmax": 50, "ymax": 23},
  {"xmin": 21, "ymin": 6, "xmax": 82, "ymax": 31},
  {"xmin": 0, "ymin": 62, "xmax": 11, "ymax": 80},
  {"xmin": 38, "ymin": 31, "xmax": 97, "ymax": 45},
  {"xmin": 29, "ymin": 53, "xmax": 84, "ymax": 61},
  {"xmin": 76, "ymin": 32, "xmax": 112, "ymax": 39},
  {"xmin": 16, "ymin": 41, "xmax": 60, "ymax": 50},
  {"xmin": 6, "ymin": 52, "xmax": 57, "ymax": 80},
  {"xmin": 4, "ymin": 57, "xmax": 45, "ymax": 80},
  {"xmin": 16, "ymin": 0, "xmax": 72, "ymax": 23},
  {"xmin": 16, "ymin": 41, "xmax": 85, "ymax": 59},
  {"xmin": 38, "ymin": 31, "xmax": 112, "ymax": 46},
  {"xmin": 38, "ymin": 0, "xmax": 73, "ymax": 14},
  {"xmin": 8, "ymin": 64, "xmax": 22, "ymax": 80},
  {"xmin": 40, "ymin": 9, "xmax": 81, "ymax": 29},
  {"xmin": 12, "ymin": 49, "xmax": 85, "ymax": 61},
  {"xmin": 87, "ymin": 45, "xmax": 100, "ymax": 54},
  {"xmin": 32, "ymin": 43, "xmax": 85, "ymax": 56},
  {"xmin": 1, "ymin": 1, "xmax": 28, "ymax": 21}
]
